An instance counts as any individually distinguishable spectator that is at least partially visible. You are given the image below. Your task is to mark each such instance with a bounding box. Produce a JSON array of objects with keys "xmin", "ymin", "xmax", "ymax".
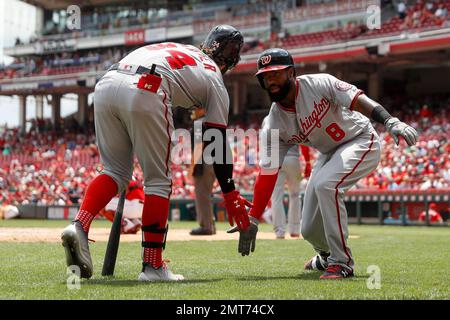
[
  {"xmin": 419, "ymin": 104, "xmax": 433, "ymax": 125},
  {"xmin": 435, "ymin": 3, "xmax": 448, "ymax": 18},
  {"xmin": 434, "ymin": 3, "xmax": 448, "ymax": 25},
  {"xmin": 397, "ymin": 1, "xmax": 407, "ymax": 19},
  {"xmin": 420, "ymin": 173, "xmax": 446, "ymax": 189},
  {"xmin": 0, "ymin": 201, "xmax": 20, "ymax": 219},
  {"xmin": 425, "ymin": 1, "xmax": 435, "ymax": 12},
  {"xmin": 418, "ymin": 203, "xmax": 444, "ymax": 224}
]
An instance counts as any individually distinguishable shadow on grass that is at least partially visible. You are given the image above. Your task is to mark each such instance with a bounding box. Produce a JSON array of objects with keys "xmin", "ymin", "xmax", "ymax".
[
  {"xmin": 69, "ymin": 278, "xmax": 224, "ymax": 287},
  {"xmin": 237, "ymin": 272, "xmax": 368, "ymax": 282}
]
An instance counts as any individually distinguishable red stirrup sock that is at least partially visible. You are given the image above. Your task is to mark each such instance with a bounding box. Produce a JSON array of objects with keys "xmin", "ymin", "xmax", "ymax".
[
  {"xmin": 142, "ymin": 195, "xmax": 170, "ymax": 269},
  {"xmin": 75, "ymin": 174, "xmax": 118, "ymax": 233}
]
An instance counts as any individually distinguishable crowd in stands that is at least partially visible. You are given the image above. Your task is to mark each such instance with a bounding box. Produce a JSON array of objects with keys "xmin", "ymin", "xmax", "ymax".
[
  {"xmin": 3, "ymin": 1, "xmax": 449, "ymax": 78},
  {"xmin": 242, "ymin": 0, "xmax": 450, "ymax": 53},
  {"xmin": 13, "ymin": 0, "xmax": 277, "ymax": 41},
  {"xmin": 0, "ymin": 48, "xmax": 127, "ymax": 80},
  {"xmin": 398, "ymin": 0, "xmax": 449, "ymax": 29},
  {"xmin": 0, "ymin": 97, "xmax": 448, "ymax": 206},
  {"xmin": 41, "ymin": 6, "xmax": 187, "ymax": 38},
  {"xmin": 356, "ymin": 0, "xmax": 450, "ymax": 39},
  {"xmin": 358, "ymin": 106, "xmax": 450, "ymax": 190},
  {"xmin": 0, "ymin": 118, "xmax": 98, "ymax": 206}
]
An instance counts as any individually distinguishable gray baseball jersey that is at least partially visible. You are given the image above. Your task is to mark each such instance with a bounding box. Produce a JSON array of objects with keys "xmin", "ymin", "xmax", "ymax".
[
  {"xmin": 285, "ymin": 144, "xmax": 300, "ymax": 158},
  {"xmin": 260, "ymin": 73, "xmax": 381, "ymax": 269},
  {"xmin": 119, "ymin": 42, "xmax": 229, "ymax": 127},
  {"xmin": 94, "ymin": 42, "xmax": 230, "ymax": 198}
]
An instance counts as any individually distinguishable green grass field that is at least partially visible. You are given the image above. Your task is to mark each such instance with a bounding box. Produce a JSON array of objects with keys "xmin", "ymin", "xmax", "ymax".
[{"xmin": 0, "ymin": 220, "xmax": 448, "ymax": 300}]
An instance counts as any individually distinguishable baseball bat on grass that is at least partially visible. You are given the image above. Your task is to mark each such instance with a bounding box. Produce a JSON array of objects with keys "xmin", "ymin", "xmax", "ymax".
[{"xmin": 102, "ymin": 191, "xmax": 126, "ymax": 276}]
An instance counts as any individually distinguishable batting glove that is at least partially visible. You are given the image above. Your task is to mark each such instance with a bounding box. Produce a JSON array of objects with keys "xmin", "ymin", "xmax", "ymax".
[
  {"xmin": 223, "ymin": 190, "xmax": 253, "ymax": 230},
  {"xmin": 385, "ymin": 117, "xmax": 419, "ymax": 146},
  {"xmin": 227, "ymin": 216, "xmax": 259, "ymax": 256}
]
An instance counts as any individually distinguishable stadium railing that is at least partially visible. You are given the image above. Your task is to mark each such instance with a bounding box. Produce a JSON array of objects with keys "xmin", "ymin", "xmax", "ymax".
[{"xmin": 13, "ymin": 189, "xmax": 449, "ymax": 227}]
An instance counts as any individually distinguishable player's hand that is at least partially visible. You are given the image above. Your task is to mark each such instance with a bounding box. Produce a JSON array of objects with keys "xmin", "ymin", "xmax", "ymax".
[
  {"xmin": 223, "ymin": 190, "xmax": 253, "ymax": 230},
  {"xmin": 227, "ymin": 216, "xmax": 259, "ymax": 256},
  {"xmin": 385, "ymin": 117, "xmax": 419, "ymax": 146}
]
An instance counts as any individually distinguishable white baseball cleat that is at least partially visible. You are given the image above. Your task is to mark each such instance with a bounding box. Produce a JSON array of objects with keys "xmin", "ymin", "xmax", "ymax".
[
  {"xmin": 61, "ymin": 221, "xmax": 93, "ymax": 279},
  {"xmin": 138, "ymin": 262, "xmax": 184, "ymax": 282},
  {"xmin": 275, "ymin": 232, "xmax": 285, "ymax": 239},
  {"xmin": 304, "ymin": 253, "xmax": 329, "ymax": 271}
]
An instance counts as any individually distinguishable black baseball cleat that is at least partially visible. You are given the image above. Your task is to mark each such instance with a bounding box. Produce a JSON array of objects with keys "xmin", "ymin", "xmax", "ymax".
[
  {"xmin": 61, "ymin": 221, "xmax": 93, "ymax": 279},
  {"xmin": 304, "ymin": 252, "xmax": 329, "ymax": 271},
  {"xmin": 189, "ymin": 226, "xmax": 216, "ymax": 236},
  {"xmin": 320, "ymin": 264, "xmax": 354, "ymax": 279}
]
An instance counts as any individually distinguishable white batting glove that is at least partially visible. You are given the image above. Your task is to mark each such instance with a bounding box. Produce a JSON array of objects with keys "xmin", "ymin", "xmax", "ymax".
[{"xmin": 385, "ymin": 117, "xmax": 419, "ymax": 146}]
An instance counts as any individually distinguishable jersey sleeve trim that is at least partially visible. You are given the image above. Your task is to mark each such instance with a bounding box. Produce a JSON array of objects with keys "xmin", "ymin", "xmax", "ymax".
[
  {"xmin": 349, "ymin": 89, "xmax": 364, "ymax": 111},
  {"xmin": 204, "ymin": 121, "xmax": 227, "ymax": 129}
]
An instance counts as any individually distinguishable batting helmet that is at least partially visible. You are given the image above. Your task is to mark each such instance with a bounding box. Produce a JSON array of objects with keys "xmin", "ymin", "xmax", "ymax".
[
  {"xmin": 255, "ymin": 48, "xmax": 295, "ymax": 88},
  {"xmin": 201, "ymin": 25, "xmax": 244, "ymax": 72}
]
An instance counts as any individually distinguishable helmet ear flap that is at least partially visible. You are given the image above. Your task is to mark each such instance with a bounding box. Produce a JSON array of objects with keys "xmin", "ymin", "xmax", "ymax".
[
  {"xmin": 288, "ymin": 66, "xmax": 296, "ymax": 78},
  {"xmin": 257, "ymin": 74, "xmax": 266, "ymax": 89}
]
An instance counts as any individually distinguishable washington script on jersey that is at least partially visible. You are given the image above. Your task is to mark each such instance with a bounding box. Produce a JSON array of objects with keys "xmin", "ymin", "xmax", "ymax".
[
  {"xmin": 287, "ymin": 131, "xmax": 307, "ymax": 144},
  {"xmin": 300, "ymin": 97, "xmax": 331, "ymax": 133}
]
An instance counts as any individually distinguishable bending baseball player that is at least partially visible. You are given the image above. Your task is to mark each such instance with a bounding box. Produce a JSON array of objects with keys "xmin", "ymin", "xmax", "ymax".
[
  {"xmin": 61, "ymin": 25, "xmax": 251, "ymax": 281},
  {"xmin": 229, "ymin": 48, "xmax": 418, "ymax": 279}
]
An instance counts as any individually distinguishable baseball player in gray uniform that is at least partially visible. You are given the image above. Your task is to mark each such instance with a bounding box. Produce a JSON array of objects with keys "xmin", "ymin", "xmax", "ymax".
[
  {"xmin": 61, "ymin": 25, "xmax": 252, "ymax": 281},
  {"xmin": 229, "ymin": 48, "xmax": 418, "ymax": 279},
  {"xmin": 270, "ymin": 145, "xmax": 303, "ymax": 239}
]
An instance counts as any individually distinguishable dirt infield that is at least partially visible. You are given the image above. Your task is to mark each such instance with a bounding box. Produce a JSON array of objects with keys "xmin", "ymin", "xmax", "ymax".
[
  {"xmin": 0, "ymin": 228, "xmax": 298, "ymax": 242},
  {"xmin": 0, "ymin": 227, "xmax": 360, "ymax": 243}
]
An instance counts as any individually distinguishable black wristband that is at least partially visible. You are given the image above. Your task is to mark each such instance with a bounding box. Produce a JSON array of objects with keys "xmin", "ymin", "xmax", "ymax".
[
  {"xmin": 203, "ymin": 125, "xmax": 235, "ymax": 193},
  {"xmin": 371, "ymin": 105, "xmax": 392, "ymax": 124},
  {"xmin": 213, "ymin": 162, "xmax": 235, "ymax": 193}
]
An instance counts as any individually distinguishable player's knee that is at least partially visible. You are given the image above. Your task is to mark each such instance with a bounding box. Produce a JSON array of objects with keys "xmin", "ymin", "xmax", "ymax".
[
  {"xmin": 313, "ymin": 179, "xmax": 334, "ymax": 195},
  {"xmin": 102, "ymin": 171, "xmax": 131, "ymax": 194},
  {"xmin": 301, "ymin": 224, "xmax": 313, "ymax": 241},
  {"xmin": 144, "ymin": 182, "xmax": 172, "ymax": 199}
]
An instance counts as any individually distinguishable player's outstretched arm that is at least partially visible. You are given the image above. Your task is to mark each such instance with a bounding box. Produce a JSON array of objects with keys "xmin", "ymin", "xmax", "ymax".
[
  {"xmin": 301, "ymin": 145, "xmax": 312, "ymax": 178},
  {"xmin": 353, "ymin": 94, "xmax": 419, "ymax": 146},
  {"xmin": 203, "ymin": 124, "xmax": 252, "ymax": 230}
]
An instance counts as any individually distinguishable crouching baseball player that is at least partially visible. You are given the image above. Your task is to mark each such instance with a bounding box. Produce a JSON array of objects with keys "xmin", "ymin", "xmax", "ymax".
[
  {"xmin": 98, "ymin": 179, "xmax": 144, "ymax": 234},
  {"xmin": 229, "ymin": 48, "xmax": 418, "ymax": 279},
  {"xmin": 61, "ymin": 25, "xmax": 252, "ymax": 281}
]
